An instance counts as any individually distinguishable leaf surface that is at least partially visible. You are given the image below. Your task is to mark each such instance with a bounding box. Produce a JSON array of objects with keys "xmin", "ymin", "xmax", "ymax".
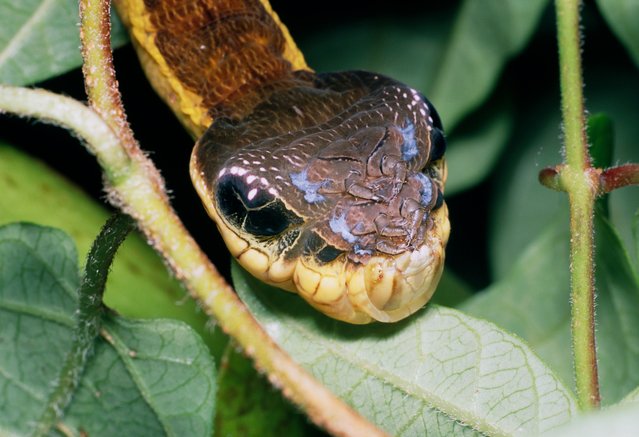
[
  {"xmin": 546, "ymin": 402, "xmax": 639, "ymax": 437},
  {"xmin": 596, "ymin": 0, "xmax": 639, "ymax": 69},
  {"xmin": 0, "ymin": 223, "xmax": 216, "ymax": 436},
  {"xmin": 216, "ymin": 345, "xmax": 306, "ymax": 437},
  {"xmin": 429, "ymin": 0, "xmax": 550, "ymax": 128},
  {"xmin": 0, "ymin": 0, "xmax": 128, "ymax": 85},
  {"xmin": 463, "ymin": 216, "xmax": 639, "ymax": 405},
  {"xmin": 233, "ymin": 262, "xmax": 577, "ymax": 436},
  {"xmin": 0, "ymin": 143, "xmax": 226, "ymax": 356}
]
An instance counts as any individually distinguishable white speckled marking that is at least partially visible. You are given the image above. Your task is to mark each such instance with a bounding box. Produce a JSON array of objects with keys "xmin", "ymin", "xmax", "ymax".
[
  {"xmin": 290, "ymin": 168, "xmax": 327, "ymax": 203},
  {"xmin": 247, "ymin": 188, "xmax": 258, "ymax": 201},
  {"xmin": 329, "ymin": 212, "xmax": 357, "ymax": 244}
]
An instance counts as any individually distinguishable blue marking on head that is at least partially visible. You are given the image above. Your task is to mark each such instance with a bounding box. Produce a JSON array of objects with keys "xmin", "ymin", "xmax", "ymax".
[
  {"xmin": 290, "ymin": 168, "xmax": 327, "ymax": 203},
  {"xmin": 354, "ymin": 244, "xmax": 372, "ymax": 256},
  {"xmin": 329, "ymin": 212, "xmax": 357, "ymax": 244},
  {"xmin": 416, "ymin": 173, "xmax": 433, "ymax": 206},
  {"xmin": 400, "ymin": 120, "xmax": 418, "ymax": 161}
]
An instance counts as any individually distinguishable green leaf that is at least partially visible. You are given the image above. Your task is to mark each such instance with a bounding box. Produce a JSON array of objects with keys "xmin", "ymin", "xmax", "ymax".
[
  {"xmin": 301, "ymin": 2, "xmax": 548, "ymax": 131},
  {"xmin": 216, "ymin": 344, "xmax": 307, "ymax": 437},
  {"xmin": 545, "ymin": 402, "xmax": 639, "ymax": 437},
  {"xmin": 232, "ymin": 262, "xmax": 577, "ymax": 436},
  {"xmin": 0, "ymin": 0, "xmax": 128, "ymax": 86},
  {"xmin": 587, "ymin": 113, "xmax": 615, "ymax": 216},
  {"xmin": 462, "ymin": 216, "xmax": 639, "ymax": 405},
  {"xmin": 299, "ymin": 16, "xmax": 451, "ymax": 97},
  {"xmin": 490, "ymin": 68, "xmax": 639, "ymax": 278},
  {"xmin": 0, "ymin": 223, "xmax": 216, "ymax": 436},
  {"xmin": 445, "ymin": 100, "xmax": 514, "ymax": 196},
  {"xmin": 0, "ymin": 143, "xmax": 226, "ymax": 357},
  {"xmin": 596, "ymin": 0, "xmax": 639, "ymax": 69},
  {"xmin": 429, "ymin": 0, "xmax": 550, "ymax": 128},
  {"xmin": 621, "ymin": 385, "xmax": 639, "ymax": 404},
  {"xmin": 430, "ymin": 270, "xmax": 474, "ymax": 307},
  {"xmin": 588, "ymin": 113, "xmax": 614, "ymax": 170}
]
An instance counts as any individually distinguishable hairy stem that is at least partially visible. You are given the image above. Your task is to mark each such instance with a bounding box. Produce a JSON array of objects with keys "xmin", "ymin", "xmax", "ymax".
[
  {"xmin": 555, "ymin": 0, "xmax": 600, "ymax": 410},
  {"xmin": 33, "ymin": 214, "xmax": 134, "ymax": 436}
]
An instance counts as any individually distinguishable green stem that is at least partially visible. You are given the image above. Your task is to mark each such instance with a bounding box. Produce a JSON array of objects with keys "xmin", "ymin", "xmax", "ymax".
[
  {"xmin": 33, "ymin": 214, "xmax": 134, "ymax": 436},
  {"xmin": 555, "ymin": 0, "xmax": 600, "ymax": 410}
]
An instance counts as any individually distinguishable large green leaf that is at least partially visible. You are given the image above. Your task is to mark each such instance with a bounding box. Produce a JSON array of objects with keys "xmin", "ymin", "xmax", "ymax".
[
  {"xmin": 490, "ymin": 69, "xmax": 639, "ymax": 278},
  {"xmin": 596, "ymin": 0, "xmax": 639, "ymax": 69},
  {"xmin": 0, "ymin": 143, "xmax": 226, "ymax": 356},
  {"xmin": 429, "ymin": 0, "xmax": 550, "ymax": 129},
  {"xmin": 0, "ymin": 223, "xmax": 216, "ymax": 436},
  {"xmin": 299, "ymin": 16, "xmax": 451, "ymax": 97},
  {"xmin": 431, "ymin": 270, "xmax": 474, "ymax": 307},
  {"xmin": 463, "ymin": 216, "xmax": 639, "ymax": 405},
  {"xmin": 445, "ymin": 100, "xmax": 514, "ymax": 196},
  {"xmin": 232, "ymin": 262, "xmax": 577, "ymax": 436},
  {"xmin": 0, "ymin": 0, "xmax": 128, "ymax": 86}
]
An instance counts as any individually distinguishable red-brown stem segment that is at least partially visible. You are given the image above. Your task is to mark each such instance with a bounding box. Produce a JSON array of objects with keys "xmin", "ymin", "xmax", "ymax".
[
  {"xmin": 539, "ymin": 166, "xmax": 565, "ymax": 191},
  {"xmin": 600, "ymin": 164, "xmax": 639, "ymax": 193}
]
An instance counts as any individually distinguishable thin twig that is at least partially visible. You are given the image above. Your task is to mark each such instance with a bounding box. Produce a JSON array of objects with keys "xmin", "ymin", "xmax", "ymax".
[{"xmin": 33, "ymin": 214, "xmax": 134, "ymax": 436}]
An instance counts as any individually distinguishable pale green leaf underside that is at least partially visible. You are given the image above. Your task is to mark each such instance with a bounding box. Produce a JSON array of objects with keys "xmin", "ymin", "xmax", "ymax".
[
  {"xmin": 464, "ymin": 216, "xmax": 639, "ymax": 405},
  {"xmin": 0, "ymin": 0, "xmax": 128, "ymax": 86},
  {"xmin": 233, "ymin": 262, "xmax": 577, "ymax": 437},
  {"xmin": 621, "ymin": 384, "xmax": 639, "ymax": 405},
  {"xmin": 546, "ymin": 402, "xmax": 639, "ymax": 437},
  {"xmin": 0, "ymin": 223, "xmax": 215, "ymax": 437}
]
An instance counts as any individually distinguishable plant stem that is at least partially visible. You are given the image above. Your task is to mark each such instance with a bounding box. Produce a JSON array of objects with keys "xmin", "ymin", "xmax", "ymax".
[
  {"xmin": 555, "ymin": 0, "xmax": 600, "ymax": 410},
  {"xmin": 33, "ymin": 214, "xmax": 134, "ymax": 436}
]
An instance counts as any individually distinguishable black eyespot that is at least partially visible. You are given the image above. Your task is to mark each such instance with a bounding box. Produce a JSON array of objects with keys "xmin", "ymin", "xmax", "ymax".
[
  {"xmin": 216, "ymin": 174, "xmax": 249, "ymax": 229},
  {"xmin": 429, "ymin": 128, "xmax": 446, "ymax": 163},
  {"xmin": 216, "ymin": 173, "xmax": 303, "ymax": 237}
]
